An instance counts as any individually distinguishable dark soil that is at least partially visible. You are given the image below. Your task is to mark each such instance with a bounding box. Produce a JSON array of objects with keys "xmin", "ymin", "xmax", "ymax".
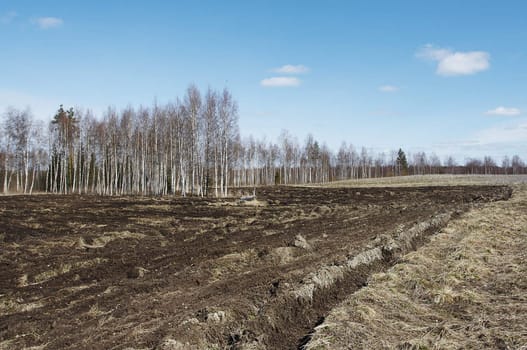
[{"xmin": 0, "ymin": 185, "xmax": 512, "ymax": 349}]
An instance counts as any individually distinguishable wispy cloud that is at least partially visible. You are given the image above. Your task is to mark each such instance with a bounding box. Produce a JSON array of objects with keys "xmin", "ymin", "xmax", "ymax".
[
  {"xmin": 474, "ymin": 121, "xmax": 527, "ymax": 145},
  {"xmin": 0, "ymin": 11, "xmax": 17, "ymax": 24},
  {"xmin": 432, "ymin": 120, "xmax": 527, "ymax": 160},
  {"xmin": 485, "ymin": 106, "xmax": 521, "ymax": 116},
  {"xmin": 260, "ymin": 77, "xmax": 301, "ymax": 87},
  {"xmin": 272, "ymin": 64, "xmax": 310, "ymax": 74},
  {"xmin": 417, "ymin": 44, "xmax": 490, "ymax": 76},
  {"xmin": 378, "ymin": 85, "xmax": 399, "ymax": 92},
  {"xmin": 33, "ymin": 16, "xmax": 63, "ymax": 29},
  {"xmin": 0, "ymin": 89, "xmax": 64, "ymax": 121}
]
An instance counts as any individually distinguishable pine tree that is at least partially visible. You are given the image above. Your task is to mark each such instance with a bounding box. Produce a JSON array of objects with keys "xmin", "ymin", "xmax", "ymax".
[{"xmin": 49, "ymin": 105, "xmax": 78, "ymax": 193}]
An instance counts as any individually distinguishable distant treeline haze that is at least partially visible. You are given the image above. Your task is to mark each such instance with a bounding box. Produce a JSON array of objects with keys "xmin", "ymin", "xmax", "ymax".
[{"xmin": 1, "ymin": 85, "xmax": 526, "ymax": 196}]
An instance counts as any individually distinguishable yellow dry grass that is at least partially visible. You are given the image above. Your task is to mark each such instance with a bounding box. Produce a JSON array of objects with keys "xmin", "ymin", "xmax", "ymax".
[
  {"xmin": 306, "ymin": 184, "xmax": 527, "ymax": 350},
  {"xmin": 317, "ymin": 174, "xmax": 527, "ymax": 188},
  {"xmin": 209, "ymin": 249, "xmax": 258, "ymax": 281},
  {"xmin": 131, "ymin": 217, "xmax": 174, "ymax": 227},
  {"xmin": 30, "ymin": 257, "xmax": 108, "ymax": 284},
  {"xmin": 0, "ymin": 298, "xmax": 44, "ymax": 315},
  {"xmin": 0, "ymin": 340, "xmax": 47, "ymax": 350},
  {"xmin": 76, "ymin": 231, "xmax": 147, "ymax": 249}
]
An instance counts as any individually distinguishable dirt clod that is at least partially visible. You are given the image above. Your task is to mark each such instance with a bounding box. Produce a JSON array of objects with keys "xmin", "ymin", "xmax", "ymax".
[
  {"xmin": 127, "ymin": 266, "xmax": 148, "ymax": 279},
  {"xmin": 292, "ymin": 234, "xmax": 312, "ymax": 250}
]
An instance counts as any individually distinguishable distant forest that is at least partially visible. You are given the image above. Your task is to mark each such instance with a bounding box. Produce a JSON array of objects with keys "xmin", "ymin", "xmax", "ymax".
[{"xmin": 1, "ymin": 85, "xmax": 526, "ymax": 196}]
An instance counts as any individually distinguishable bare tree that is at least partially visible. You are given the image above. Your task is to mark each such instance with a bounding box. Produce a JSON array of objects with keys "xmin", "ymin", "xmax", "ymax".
[
  {"xmin": 445, "ymin": 156, "xmax": 456, "ymax": 174},
  {"xmin": 218, "ymin": 88, "xmax": 239, "ymax": 196},
  {"xmin": 502, "ymin": 156, "xmax": 510, "ymax": 175},
  {"xmin": 202, "ymin": 88, "xmax": 219, "ymax": 196},
  {"xmin": 429, "ymin": 153, "xmax": 441, "ymax": 174},
  {"xmin": 512, "ymin": 155, "xmax": 525, "ymax": 175},
  {"xmin": 6, "ymin": 86, "xmax": 525, "ymax": 197},
  {"xmin": 483, "ymin": 155, "xmax": 497, "ymax": 175},
  {"xmin": 3, "ymin": 107, "xmax": 34, "ymax": 193}
]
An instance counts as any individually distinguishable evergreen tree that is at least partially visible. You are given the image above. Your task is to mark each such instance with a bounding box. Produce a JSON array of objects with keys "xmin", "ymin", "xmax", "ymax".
[
  {"xmin": 396, "ymin": 148, "xmax": 408, "ymax": 176},
  {"xmin": 49, "ymin": 105, "xmax": 79, "ymax": 193}
]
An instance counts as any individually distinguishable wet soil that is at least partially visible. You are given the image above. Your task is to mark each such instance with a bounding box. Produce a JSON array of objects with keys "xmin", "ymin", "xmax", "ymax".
[{"xmin": 0, "ymin": 185, "xmax": 512, "ymax": 349}]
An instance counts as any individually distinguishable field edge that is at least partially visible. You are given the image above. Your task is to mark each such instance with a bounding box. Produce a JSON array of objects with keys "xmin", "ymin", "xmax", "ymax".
[{"xmin": 305, "ymin": 184, "xmax": 527, "ymax": 350}]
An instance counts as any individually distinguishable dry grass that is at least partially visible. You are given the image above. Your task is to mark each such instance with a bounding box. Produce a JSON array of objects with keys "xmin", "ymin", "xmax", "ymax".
[
  {"xmin": 239, "ymin": 198, "xmax": 268, "ymax": 207},
  {"xmin": 76, "ymin": 231, "xmax": 147, "ymax": 249},
  {"xmin": 306, "ymin": 185, "xmax": 527, "ymax": 350},
  {"xmin": 30, "ymin": 257, "xmax": 108, "ymax": 284},
  {"xmin": 131, "ymin": 217, "xmax": 174, "ymax": 226},
  {"xmin": 269, "ymin": 246, "xmax": 296, "ymax": 265},
  {"xmin": 209, "ymin": 249, "xmax": 258, "ymax": 281},
  {"xmin": 0, "ymin": 342, "xmax": 46, "ymax": 350},
  {"xmin": 318, "ymin": 174, "xmax": 527, "ymax": 188},
  {"xmin": 291, "ymin": 213, "xmax": 450, "ymax": 305},
  {"xmin": 208, "ymin": 198, "xmax": 268, "ymax": 207},
  {"xmin": 0, "ymin": 298, "xmax": 44, "ymax": 315}
]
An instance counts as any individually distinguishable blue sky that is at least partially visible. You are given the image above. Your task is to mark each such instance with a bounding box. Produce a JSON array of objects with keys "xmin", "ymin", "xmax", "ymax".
[{"xmin": 1, "ymin": 1, "xmax": 526, "ymax": 161}]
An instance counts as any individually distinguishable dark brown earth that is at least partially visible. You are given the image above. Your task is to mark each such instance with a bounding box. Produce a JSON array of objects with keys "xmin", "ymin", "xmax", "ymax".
[{"xmin": 0, "ymin": 185, "xmax": 512, "ymax": 350}]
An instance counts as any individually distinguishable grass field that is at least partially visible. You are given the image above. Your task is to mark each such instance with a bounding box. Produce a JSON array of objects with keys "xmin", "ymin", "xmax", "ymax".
[
  {"xmin": 306, "ymin": 181, "xmax": 527, "ymax": 349},
  {"xmin": 321, "ymin": 174, "xmax": 527, "ymax": 188}
]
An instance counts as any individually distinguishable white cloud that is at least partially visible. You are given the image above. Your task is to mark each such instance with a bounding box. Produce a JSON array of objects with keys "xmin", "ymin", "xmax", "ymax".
[
  {"xmin": 0, "ymin": 11, "xmax": 17, "ymax": 24},
  {"xmin": 272, "ymin": 64, "xmax": 310, "ymax": 74},
  {"xmin": 417, "ymin": 44, "xmax": 490, "ymax": 76},
  {"xmin": 439, "ymin": 120, "xmax": 527, "ymax": 157},
  {"xmin": 485, "ymin": 106, "xmax": 521, "ymax": 116},
  {"xmin": 260, "ymin": 77, "xmax": 301, "ymax": 87},
  {"xmin": 378, "ymin": 85, "xmax": 399, "ymax": 92},
  {"xmin": 474, "ymin": 121, "xmax": 527, "ymax": 145},
  {"xmin": 33, "ymin": 16, "xmax": 63, "ymax": 29}
]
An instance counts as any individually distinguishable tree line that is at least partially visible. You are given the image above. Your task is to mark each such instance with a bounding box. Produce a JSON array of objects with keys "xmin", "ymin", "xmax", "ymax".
[{"xmin": 1, "ymin": 85, "xmax": 526, "ymax": 196}]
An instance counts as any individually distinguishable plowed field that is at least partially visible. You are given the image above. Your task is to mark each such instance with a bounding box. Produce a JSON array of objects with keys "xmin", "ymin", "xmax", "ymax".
[{"xmin": 0, "ymin": 185, "xmax": 512, "ymax": 349}]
